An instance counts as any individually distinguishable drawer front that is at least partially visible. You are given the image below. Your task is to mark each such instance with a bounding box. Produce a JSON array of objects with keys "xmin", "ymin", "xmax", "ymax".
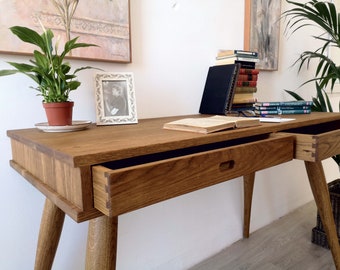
[
  {"xmin": 279, "ymin": 129, "xmax": 340, "ymax": 162},
  {"xmin": 10, "ymin": 139, "xmax": 101, "ymax": 222},
  {"xmin": 93, "ymin": 135, "xmax": 294, "ymax": 217}
]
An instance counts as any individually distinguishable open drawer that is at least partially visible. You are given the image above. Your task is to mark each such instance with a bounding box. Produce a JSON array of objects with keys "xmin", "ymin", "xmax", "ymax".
[
  {"xmin": 277, "ymin": 120, "xmax": 340, "ymax": 162},
  {"xmin": 92, "ymin": 134, "xmax": 295, "ymax": 217}
]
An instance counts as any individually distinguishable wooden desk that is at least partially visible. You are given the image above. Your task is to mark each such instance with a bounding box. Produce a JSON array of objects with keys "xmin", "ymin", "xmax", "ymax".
[{"xmin": 7, "ymin": 113, "xmax": 340, "ymax": 269}]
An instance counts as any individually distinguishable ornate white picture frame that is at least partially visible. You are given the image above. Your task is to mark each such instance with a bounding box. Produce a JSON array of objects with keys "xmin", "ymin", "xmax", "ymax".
[{"xmin": 94, "ymin": 72, "xmax": 138, "ymax": 125}]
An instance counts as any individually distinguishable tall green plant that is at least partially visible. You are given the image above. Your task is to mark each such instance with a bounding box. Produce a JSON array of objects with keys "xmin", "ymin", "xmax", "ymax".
[
  {"xmin": 283, "ymin": 0, "xmax": 340, "ymax": 90},
  {"xmin": 0, "ymin": 26, "xmax": 98, "ymax": 102},
  {"xmin": 283, "ymin": 0, "xmax": 340, "ymax": 166}
]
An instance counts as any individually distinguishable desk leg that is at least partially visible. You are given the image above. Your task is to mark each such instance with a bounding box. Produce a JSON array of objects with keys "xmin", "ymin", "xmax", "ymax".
[
  {"xmin": 86, "ymin": 215, "xmax": 118, "ymax": 270},
  {"xmin": 305, "ymin": 161, "xmax": 340, "ymax": 269},
  {"xmin": 35, "ymin": 199, "xmax": 65, "ymax": 270},
  {"xmin": 243, "ymin": 172, "xmax": 255, "ymax": 238}
]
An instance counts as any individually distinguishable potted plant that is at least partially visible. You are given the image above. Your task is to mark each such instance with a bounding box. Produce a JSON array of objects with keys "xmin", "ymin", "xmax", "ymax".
[
  {"xmin": 0, "ymin": 25, "xmax": 98, "ymax": 126},
  {"xmin": 283, "ymin": 0, "xmax": 340, "ymax": 249},
  {"xmin": 282, "ymin": 0, "xmax": 340, "ymax": 166}
]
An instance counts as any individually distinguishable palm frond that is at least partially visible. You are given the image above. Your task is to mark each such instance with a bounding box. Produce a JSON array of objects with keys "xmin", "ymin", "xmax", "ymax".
[
  {"xmin": 283, "ymin": 0, "xmax": 340, "ymax": 93},
  {"xmin": 284, "ymin": 1, "xmax": 340, "ymax": 167}
]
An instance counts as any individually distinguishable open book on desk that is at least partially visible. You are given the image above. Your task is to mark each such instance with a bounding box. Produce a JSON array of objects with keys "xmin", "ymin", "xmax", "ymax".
[{"xmin": 163, "ymin": 115, "xmax": 260, "ymax": 134}]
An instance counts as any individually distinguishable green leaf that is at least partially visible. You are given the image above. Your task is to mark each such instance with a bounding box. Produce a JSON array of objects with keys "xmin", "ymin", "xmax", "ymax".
[
  {"xmin": 283, "ymin": 0, "xmax": 340, "ymax": 93},
  {"xmin": 10, "ymin": 26, "xmax": 45, "ymax": 52},
  {"xmin": 61, "ymin": 36, "xmax": 98, "ymax": 58},
  {"xmin": 284, "ymin": 89, "xmax": 304, "ymax": 100},
  {"xmin": 0, "ymin": 25, "xmax": 99, "ymax": 103},
  {"xmin": 41, "ymin": 29, "xmax": 54, "ymax": 55},
  {"xmin": 68, "ymin": 81, "xmax": 81, "ymax": 90},
  {"xmin": 74, "ymin": 66, "xmax": 101, "ymax": 74},
  {"xmin": 7, "ymin": 62, "xmax": 36, "ymax": 73},
  {"xmin": 0, "ymin": 70, "xmax": 19, "ymax": 76},
  {"xmin": 33, "ymin": 51, "xmax": 49, "ymax": 70}
]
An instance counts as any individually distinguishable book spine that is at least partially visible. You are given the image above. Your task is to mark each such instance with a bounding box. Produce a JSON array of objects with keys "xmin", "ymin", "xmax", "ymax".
[
  {"xmin": 255, "ymin": 106, "xmax": 277, "ymax": 111},
  {"xmin": 280, "ymin": 109, "xmax": 311, "ymax": 114},
  {"xmin": 236, "ymin": 81, "xmax": 257, "ymax": 87},
  {"xmin": 232, "ymin": 102, "xmax": 256, "ymax": 107},
  {"xmin": 285, "ymin": 101, "xmax": 313, "ymax": 106},
  {"xmin": 233, "ymin": 93, "xmax": 257, "ymax": 104},
  {"xmin": 224, "ymin": 64, "xmax": 241, "ymax": 114},
  {"xmin": 255, "ymin": 109, "xmax": 311, "ymax": 115},
  {"xmin": 237, "ymin": 74, "xmax": 258, "ymax": 81},
  {"xmin": 255, "ymin": 110, "xmax": 279, "ymax": 115},
  {"xmin": 217, "ymin": 56, "xmax": 259, "ymax": 62},
  {"xmin": 280, "ymin": 106, "xmax": 311, "ymax": 110},
  {"xmin": 233, "ymin": 50, "xmax": 258, "ymax": 57},
  {"xmin": 235, "ymin": 87, "xmax": 257, "ymax": 93},
  {"xmin": 255, "ymin": 105, "xmax": 311, "ymax": 110},
  {"xmin": 254, "ymin": 101, "xmax": 313, "ymax": 106},
  {"xmin": 235, "ymin": 61, "xmax": 256, "ymax": 69},
  {"xmin": 218, "ymin": 50, "xmax": 258, "ymax": 58},
  {"xmin": 233, "ymin": 97, "xmax": 257, "ymax": 104},
  {"xmin": 239, "ymin": 68, "xmax": 260, "ymax": 75}
]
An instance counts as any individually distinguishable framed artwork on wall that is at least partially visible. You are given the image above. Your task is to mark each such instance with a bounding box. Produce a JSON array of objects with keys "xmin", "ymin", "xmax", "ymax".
[
  {"xmin": 244, "ymin": 0, "xmax": 281, "ymax": 70},
  {"xmin": 0, "ymin": 0, "xmax": 131, "ymax": 63},
  {"xmin": 94, "ymin": 72, "xmax": 138, "ymax": 125}
]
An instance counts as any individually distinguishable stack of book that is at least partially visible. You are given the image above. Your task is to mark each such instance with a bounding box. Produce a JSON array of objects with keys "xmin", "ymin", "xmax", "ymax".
[
  {"xmin": 232, "ymin": 67, "xmax": 259, "ymax": 111},
  {"xmin": 215, "ymin": 49, "xmax": 260, "ymax": 112},
  {"xmin": 215, "ymin": 49, "xmax": 259, "ymax": 69},
  {"xmin": 254, "ymin": 101, "xmax": 313, "ymax": 116}
]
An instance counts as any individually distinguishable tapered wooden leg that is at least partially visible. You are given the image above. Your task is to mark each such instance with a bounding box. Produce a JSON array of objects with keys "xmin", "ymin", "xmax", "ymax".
[
  {"xmin": 243, "ymin": 172, "xmax": 255, "ymax": 238},
  {"xmin": 35, "ymin": 199, "xmax": 65, "ymax": 270},
  {"xmin": 85, "ymin": 215, "xmax": 118, "ymax": 270},
  {"xmin": 305, "ymin": 161, "xmax": 340, "ymax": 269}
]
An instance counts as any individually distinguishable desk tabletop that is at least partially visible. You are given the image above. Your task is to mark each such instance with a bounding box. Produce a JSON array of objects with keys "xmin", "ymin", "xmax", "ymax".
[{"xmin": 7, "ymin": 112, "xmax": 340, "ymax": 167}]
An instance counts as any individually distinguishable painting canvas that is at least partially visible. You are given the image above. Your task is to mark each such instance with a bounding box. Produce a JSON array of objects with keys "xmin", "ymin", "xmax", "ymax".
[
  {"xmin": 0, "ymin": 0, "xmax": 131, "ymax": 63},
  {"xmin": 244, "ymin": 0, "xmax": 281, "ymax": 70}
]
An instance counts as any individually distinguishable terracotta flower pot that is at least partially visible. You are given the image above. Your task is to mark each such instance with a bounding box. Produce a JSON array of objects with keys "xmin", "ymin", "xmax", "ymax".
[{"xmin": 43, "ymin": 102, "xmax": 74, "ymax": 126}]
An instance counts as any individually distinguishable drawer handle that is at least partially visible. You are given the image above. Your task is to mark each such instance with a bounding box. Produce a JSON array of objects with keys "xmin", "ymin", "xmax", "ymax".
[{"xmin": 219, "ymin": 160, "xmax": 235, "ymax": 171}]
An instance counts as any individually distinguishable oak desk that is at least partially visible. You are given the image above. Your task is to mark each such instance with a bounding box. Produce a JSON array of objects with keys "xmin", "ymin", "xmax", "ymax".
[{"xmin": 7, "ymin": 112, "xmax": 340, "ymax": 269}]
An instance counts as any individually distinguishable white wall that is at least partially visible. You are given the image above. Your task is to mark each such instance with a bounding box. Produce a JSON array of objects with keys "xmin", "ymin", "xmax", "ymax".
[{"xmin": 0, "ymin": 1, "xmax": 339, "ymax": 269}]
